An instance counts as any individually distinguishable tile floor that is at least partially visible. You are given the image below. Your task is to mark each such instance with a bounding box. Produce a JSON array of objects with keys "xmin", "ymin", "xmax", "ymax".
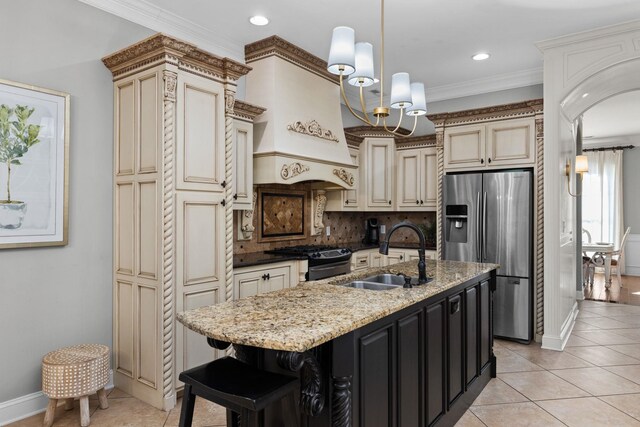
[{"xmin": 10, "ymin": 298, "xmax": 640, "ymax": 426}]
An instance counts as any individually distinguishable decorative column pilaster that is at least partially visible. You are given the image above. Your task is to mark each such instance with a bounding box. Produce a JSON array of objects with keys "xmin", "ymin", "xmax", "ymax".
[
  {"xmin": 535, "ymin": 114, "xmax": 545, "ymax": 340},
  {"xmin": 161, "ymin": 70, "xmax": 177, "ymax": 409},
  {"xmin": 224, "ymin": 86, "xmax": 236, "ymax": 307},
  {"xmin": 434, "ymin": 122, "xmax": 446, "ymax": 260}
]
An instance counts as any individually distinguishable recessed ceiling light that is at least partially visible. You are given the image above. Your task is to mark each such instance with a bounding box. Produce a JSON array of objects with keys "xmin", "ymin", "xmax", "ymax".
[
  {"xmin": 249, "ymin": 15, "xmax": 269, "ymax": 26},
  {"xmin": 582, "ymin": 93, "xmax": 590, "ymax": 98},
  {"xmin": 472, "ymin": 53, "xmax": 490, "ymax": 61}
]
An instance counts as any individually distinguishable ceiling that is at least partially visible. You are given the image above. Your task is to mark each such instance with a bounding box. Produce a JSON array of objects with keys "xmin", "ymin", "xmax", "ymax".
[
  {"xmin": 583, "ymin": 90, "xmax": 640, "ymax": 145},
  {"xmin": 82, "ymin": 0, "xmax": 640, "ymax": 105}
]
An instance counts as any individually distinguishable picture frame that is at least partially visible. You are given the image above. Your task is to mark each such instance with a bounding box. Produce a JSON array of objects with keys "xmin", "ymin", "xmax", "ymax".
[{"xmin": 0, "ymin": 78, "xmax": 70, "ymax": 249}]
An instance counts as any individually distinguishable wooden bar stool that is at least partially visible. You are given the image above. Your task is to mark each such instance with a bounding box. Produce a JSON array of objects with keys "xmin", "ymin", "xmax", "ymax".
[
  {"xmin": 42, "ymin": 344, "xmax": 110, "ymax": 427},
  {"xmin": 178, "ymin": 356, "xmax": 299, "ymax": 427}
]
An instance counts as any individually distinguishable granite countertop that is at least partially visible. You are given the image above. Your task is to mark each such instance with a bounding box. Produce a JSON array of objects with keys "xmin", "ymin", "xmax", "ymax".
[{"xmin": 177, "ymin": 259, "xmax": 498, "ymax": 353}]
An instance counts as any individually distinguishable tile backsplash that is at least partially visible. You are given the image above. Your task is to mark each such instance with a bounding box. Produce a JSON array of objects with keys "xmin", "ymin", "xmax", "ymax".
[{"xmin": 234, "ymin": 185, "xmax": 436, "ymax": 254}]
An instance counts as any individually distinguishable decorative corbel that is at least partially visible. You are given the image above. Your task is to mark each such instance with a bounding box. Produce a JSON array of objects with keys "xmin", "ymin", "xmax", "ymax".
[
  {"xmin": 312, "ymin": 190, "xmax": 327, "ymax": 236},
  {"xmin": 238, "ymin": 191, "xmax": 257, "ymax": 240}
]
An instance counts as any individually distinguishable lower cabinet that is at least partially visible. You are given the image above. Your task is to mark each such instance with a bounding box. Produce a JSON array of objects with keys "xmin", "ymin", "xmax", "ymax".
[
  {"xmin": 233, "ymin": 261, "xmax": 300, "ymax": 299},
  {"xmin": 352, "ymin": 273, "xmax": 495, "ymax": 426}
]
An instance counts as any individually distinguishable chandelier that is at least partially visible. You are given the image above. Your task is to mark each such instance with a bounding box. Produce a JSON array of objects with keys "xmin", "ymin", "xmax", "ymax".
[{"xmin": 326, "ymin": 0, "xmax": 427, "ymax": 137}]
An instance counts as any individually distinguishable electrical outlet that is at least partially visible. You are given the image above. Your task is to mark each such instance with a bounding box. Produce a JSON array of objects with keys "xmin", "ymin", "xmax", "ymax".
[
  {"xmin": 380, "ymin": 224, "xmax": 386, "ymax": 234},
  {"xmin": 326, "ymin": 226, "xmax": 331, "ymax": 237}
]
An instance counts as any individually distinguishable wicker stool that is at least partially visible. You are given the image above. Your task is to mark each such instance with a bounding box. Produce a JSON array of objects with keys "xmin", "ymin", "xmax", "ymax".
[{"xmin": 42, "ymin": 344, "xmax": 110, "ymax": 427}]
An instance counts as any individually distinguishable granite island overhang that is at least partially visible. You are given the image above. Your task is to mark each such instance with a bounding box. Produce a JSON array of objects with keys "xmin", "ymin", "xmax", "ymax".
[{"xmin": 177, "ymin": 259, "xmax": 499, "ymax": 426}]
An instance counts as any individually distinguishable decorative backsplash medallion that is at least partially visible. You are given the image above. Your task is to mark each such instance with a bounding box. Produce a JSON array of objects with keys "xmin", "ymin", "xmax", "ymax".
[{"xmin": 258, "ymin": 189, "xmax": 307, "ymax": 242}]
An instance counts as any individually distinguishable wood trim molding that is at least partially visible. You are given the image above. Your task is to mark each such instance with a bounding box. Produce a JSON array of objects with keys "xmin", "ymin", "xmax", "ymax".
[
  {"xmin": 232, "ymin": 100, "xmax": 266, "ymax": 122},
  {"xmin": 427, "ymin": 99, "xmax": 543, "ymax": 127},
  {"xmin": 245, "ymin": 35, "xmax": 338, "ymax": 84},
  {"xmin": 103, "ymin": 33, "xmax": 251, "ymax": 81}
]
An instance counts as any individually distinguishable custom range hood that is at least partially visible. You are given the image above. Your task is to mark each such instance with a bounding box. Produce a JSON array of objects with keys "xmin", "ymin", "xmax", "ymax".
[{"xmin": 244, "ymin": 36, "xmax": 357, "ymax": 190}]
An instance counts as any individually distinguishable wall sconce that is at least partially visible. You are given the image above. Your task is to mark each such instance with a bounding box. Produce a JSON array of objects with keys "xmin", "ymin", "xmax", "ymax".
[{"xmin": 565, "ymin": 155, "xmax": 589, "ymax": 197}]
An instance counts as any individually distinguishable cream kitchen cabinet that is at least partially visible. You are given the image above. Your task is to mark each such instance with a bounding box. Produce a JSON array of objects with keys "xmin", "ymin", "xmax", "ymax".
[
  {"xmin": 361, "ymin": 137, "xmax": 395, "ymax": 211},
  {"xmin": 232, "ymin": 101, "xmax": 265, "ymax": 211},
  {"xmin": 351, "ymin": 250, "xmax": 371, "ymax": 271},
  {"xmin": 396, "ymin": 147, "xmax": 437, "ymax": 211},
  {"xmin": 444, "ymin": 118, "xmax": 535, "ymax": 170},
  {"xmin": 233, "ymin": 261, "xmax": 302, "ymax": 299},
  {"xmin": 104, "ymin": 34, "xmax": 250, "ymax": 410}
]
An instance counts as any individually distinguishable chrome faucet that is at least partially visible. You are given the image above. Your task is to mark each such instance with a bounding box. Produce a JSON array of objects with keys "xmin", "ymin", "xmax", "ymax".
[{"xmin": 379, "ymin": 221, "xmax": 429, "ymax": 285}]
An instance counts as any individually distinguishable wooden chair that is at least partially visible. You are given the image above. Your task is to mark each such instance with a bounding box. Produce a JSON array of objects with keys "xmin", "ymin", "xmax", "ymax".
[
  {"xmin": 178, "ymin": 356, "xmax": 299, "ymax": 427},
  {"xmin": 611, "ymin": 227, "xmax": 631, "ymax": 286}
]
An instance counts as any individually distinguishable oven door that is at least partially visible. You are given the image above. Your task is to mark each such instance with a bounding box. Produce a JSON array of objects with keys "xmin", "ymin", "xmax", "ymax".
[{"xmin": 307, "ymin": 259, "xmax": 351, "ymax": 281}]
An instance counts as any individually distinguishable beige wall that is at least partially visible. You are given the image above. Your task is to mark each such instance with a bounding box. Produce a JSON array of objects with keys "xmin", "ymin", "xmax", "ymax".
[
  {"xmin": 624, "ymin": 145, "xmax": 640, "ymax": 233},
  {"xmin": 0, "ymin": 0, "xmax": 152, "ymax": 403}
]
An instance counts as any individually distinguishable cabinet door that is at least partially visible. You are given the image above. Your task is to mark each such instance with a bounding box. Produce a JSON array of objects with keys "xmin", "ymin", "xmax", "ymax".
[
  {"xmin": 425, "ymin": 250, "xmax": 437, "ymax": 260},
  {"xmin": 261, "ymin": 266, "xmax": 290, "ymax": 293},
  {"xmin": 175, "ymin": 191, "xmax": 226, "ymax": 383},
  {"xmin": 343, "ymin": 147, "xmax": 360, "ymax": 209},
  {"xmin": 448, "ymin": 293, "xmax": 464, "ymax": 406},
  {"xmin": 426, "ymin": 300, "xmax": 446, "ymax": 425},
  {"xmin": 421, "ymin": 147, "xmax": 438, "ymax": 209},
  {"xmin": 232, "ymin": 119, "xmax": 253, "ymax": 210},
  {"xmin": 370, "ymin": 251, "xmax": 384, "ymax": 268},
  {"xmin": 385, "ymin": 249, "xmax": 406, "ymax": 265},
  {"xmin": 365, "ymin": 138, "xmax": 394, "ymax": 210},
  {"xmin": 359, "ymin": 326, "xmax": 393, "ymax": 427},
  {"xmin": 396, "ymin": 149, "xmax": 422, "ymax": 210},
  {"xmin": 406, "ymin": 250, "xmax": 420, "ymax": 262},
  {"xmin": 235, "ymin": 274, "xmax": 260, "ymax": 299},
  {"xmin": 175, "ymin": 73, "xmax": 226, "ymax": 192},
  {"xmin": 397, "ymin": 311, "xmax": 423, "ymax": 427},
  {"xmin": 465, "ymin": 286, "xmax": 479, "ymax": 386},
  {"xmin": 486, "ymin": 118, "xmax": 535, "ymax": 166},
  {"xmin": 480, "ymin": 280, "xmax": 491, "ymax": 370},
  {"xmin": 444, "ymin": 124, "xmax": 486, "ymax": 170}
]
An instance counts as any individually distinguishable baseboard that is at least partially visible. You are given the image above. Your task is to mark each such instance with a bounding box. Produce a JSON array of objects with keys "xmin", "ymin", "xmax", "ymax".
[
  {"xmin": 541, "ymin": 301, "xmax": 578, "ymax": 351},
  {"xmin": 626, "ymin": 267, "xmax": 640, "ymax": 276},
  {"xmin": 0, "ymin": 370, "xmax": 114, "ymax": 426},
  {"xmin": 626, "ymin": 234, "xmax": 640, "ymax": 276}
]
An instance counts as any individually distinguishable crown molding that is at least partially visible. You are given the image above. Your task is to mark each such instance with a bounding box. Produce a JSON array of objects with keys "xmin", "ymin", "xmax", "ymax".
[
  {"xmin": 233, "ymin": 100, "xmax": 266, "ymax": 122},
  {"xmin": 78, "ymin": 0, "xmax": 245, "ymax": 61},
  {"xmin": 536, "ymin": 19, "xmax": 640, "ymax": 52},
  {"xmin": 342, "ymin": 67, "xmax": 543, "ymax": 112},
  {"xmin": 427, "ymin": 98, "xmax": 543, "ymax": 127},
  {"xmin": 582, "ymin": 133, "xmax": 640, "ymax": 147}
]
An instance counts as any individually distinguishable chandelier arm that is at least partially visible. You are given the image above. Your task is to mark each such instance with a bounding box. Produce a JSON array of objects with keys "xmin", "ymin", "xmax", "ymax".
[
  {"xmin": 340, "ymin": 72, "xmax": 372, "ymax": 125},
  {"xmin": 382, "ymin": 107, "xmax": 405, "ymax": 134},
  {"xmin": 359, "ymin": 85, "xmax": 373, "ymax": 124}
]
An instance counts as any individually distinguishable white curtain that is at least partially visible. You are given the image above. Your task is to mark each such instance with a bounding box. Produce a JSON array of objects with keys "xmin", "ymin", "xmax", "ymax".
[{"xmin": 582, "ymin": 150, "xmax": 624, "ymax": 249}]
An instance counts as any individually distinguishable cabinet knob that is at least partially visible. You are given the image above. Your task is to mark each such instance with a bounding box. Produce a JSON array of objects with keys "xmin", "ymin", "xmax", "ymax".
[
  {"xmin": 488, "ymin": 158, "xmax": 492, "ymax": 164},
  {"xmin": 480, "ymin": 158, "xmax": 484, "ymax": 164},
  {"xmin": 399, "ymin": 255, "xmax": 404, "ymax": 260},
  {"xmin": 388, "ymin": 200, "xmax": 392, "ymax": 205},
  {"xmin": 345, "ymin": 200, "xmax": 349, "ymax": 205},
  {"xmin": 416, "ymin": 200, "xmax": 420, "ymax": 205},
  {"xmin": 262, "ymin": 273, "xmax": 270, "ymax": 281},
  {"xmin": 233, "ymin": 193, "xmax": 238, "ymax": 200},
  {"xmin": 420, "ymin": 200, "xmax": 424, "ymax": 205}
]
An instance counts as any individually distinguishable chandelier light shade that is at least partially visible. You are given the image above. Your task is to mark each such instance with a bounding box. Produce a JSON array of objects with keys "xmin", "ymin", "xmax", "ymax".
[
  {"xmin": 348, "ymin": 42, "xmax": 375, "ymax": 87},
  {"xmin": 407, "ymin": 82, "xmax": 427, "ymax": 116},
  {"xmin": 326, "ymin": 0, "xmax": 426, "ymax": 136},
  {"xmin": 390, "ymin": 72, "xmax": 412, "ymax": 109},
  {"xmin": 327, "ymin": 26, "xmax": 356, "ymax": 75}
]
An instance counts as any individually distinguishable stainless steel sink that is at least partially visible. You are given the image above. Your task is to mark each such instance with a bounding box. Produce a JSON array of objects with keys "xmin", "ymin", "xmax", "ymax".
[
  {"xmin": 344, "ymin": 281, "xmax": 402, "ymax": 291},
  {"xmin": 362, "ymin": 273, "xmax": 406, "ymax": 285}
]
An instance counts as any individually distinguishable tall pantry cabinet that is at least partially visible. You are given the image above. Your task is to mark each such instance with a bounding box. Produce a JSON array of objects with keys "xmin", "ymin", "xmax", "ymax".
[{"xmin": 102, "ymin": 34, "xmax": 251, "ymax": 410}]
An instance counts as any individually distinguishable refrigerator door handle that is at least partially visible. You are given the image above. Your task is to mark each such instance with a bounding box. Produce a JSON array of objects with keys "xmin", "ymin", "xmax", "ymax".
[
  {"xmin": 482, "ymin": 191, "xmax": 487, "ymax": 261},
  {"xmin": 476, "ymin": 191, "xmax": 481, "ymax": 261}
]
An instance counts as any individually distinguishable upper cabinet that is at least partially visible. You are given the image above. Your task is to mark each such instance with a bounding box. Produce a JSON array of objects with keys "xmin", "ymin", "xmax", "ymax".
[
  {"xmin": 443, "ymin": 118, "xmax": 535, "ymax": 170},
  {"xmin": 362, "ymin": 137, "xmax": 395, "ymax": 211},
  {"xmin": 396, "ymin": 147, "xmax": 437, "ymax": 211},
  {"xmin": 232, "ymin": 101, "xmax": 266, "ymax": 211}
]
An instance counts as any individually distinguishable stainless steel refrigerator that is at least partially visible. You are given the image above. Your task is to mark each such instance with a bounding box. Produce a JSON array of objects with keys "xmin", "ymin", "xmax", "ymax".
[{"xmin": 443, "ymin": 170, "xmax": 532, "ymax": 342}]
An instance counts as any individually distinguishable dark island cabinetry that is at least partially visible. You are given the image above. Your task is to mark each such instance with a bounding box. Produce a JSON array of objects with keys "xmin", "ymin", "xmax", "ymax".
[{"xmin": 339, "ymin": 272, "xmax": 495, "ymax": 427}]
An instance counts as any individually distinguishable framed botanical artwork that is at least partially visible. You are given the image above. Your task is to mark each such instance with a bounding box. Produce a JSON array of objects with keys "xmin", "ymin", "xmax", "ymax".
[{"xmin": 0, "ymin": 78, "xmax": 69, "ymax": 249}]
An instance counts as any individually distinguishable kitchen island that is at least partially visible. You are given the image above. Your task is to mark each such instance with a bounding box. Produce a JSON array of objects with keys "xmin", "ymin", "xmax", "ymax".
[{"xmin": 178, "ymin": 259, "xmax": 498, "ymax": 427}]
